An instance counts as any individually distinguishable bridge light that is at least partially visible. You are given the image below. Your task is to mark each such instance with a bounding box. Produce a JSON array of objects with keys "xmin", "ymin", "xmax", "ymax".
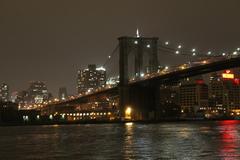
[
  {"xmin": 175, "ymin": 50, "xmax": 180, "ymax": 54},
  {"xmin": 165, "ymin": 41, "xmax": 169, "ymax": 45},
  {"xmin": 146, "ymin": 44, "xmax": 151, "ymax": 48},
  {"xmin": 222, "ymin": 53, "xmax": 226, "ymax": 56},
  {"xmin": 207, "ymin": 51, "xmax": 212, "ymax": 55},
  {"xmin": 134, "ymin": 40, "xmax": 138, "ymax": 44},
  {"xmin": 192, "ymin": 53, "xmax": 196, "ymax": 56},
  {"xmin": 233, "ymin": 51, "xmax": 238, "ymax": 55},
  {"xmin": 192, "ymin": 48, "xmax": 196, "ymax": 52},
  {"xmin": 96, "ymin": 66, "xmax": 106, "ymax": 71},
  {"xmin": 178, "ymin": 45, "xmax": 182, "ymax": 49}
]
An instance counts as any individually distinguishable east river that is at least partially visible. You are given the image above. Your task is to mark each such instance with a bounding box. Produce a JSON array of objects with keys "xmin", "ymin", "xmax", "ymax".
[{"xmin": 0, "ymin": 121, "xmax": 240, "ymax": 160}]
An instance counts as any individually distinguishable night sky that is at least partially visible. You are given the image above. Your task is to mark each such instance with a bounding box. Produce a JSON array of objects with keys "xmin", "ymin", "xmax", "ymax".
[{"xmin": 0, "ymin": 0, "xmax": 240, "ymax": 96}]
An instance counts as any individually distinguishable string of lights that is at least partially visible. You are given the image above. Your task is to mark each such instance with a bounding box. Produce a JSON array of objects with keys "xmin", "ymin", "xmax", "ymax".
[{"xmin": 158, "ymin": 41, "xmax": 240, "ymax": 58}]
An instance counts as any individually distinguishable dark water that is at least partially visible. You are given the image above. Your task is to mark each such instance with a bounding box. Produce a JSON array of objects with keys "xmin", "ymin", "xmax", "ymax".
[{"xmin": 0, "ymin": 121, "xmax": 240, "ymax": 160}]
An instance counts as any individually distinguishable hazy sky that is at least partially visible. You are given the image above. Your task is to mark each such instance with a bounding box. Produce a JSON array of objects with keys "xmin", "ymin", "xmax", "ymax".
[{"xmin": 0, "ymin": 0, "xmax": 239, "ymax": 96}]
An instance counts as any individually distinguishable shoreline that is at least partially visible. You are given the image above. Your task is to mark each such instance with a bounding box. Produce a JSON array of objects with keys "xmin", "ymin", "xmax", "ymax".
[{"xmin": 1, "ymin": 118, "xmax": 240, "ymax": 127}]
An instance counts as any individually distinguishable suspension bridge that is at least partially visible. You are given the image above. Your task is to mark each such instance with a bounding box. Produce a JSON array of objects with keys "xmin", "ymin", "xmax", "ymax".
[{"xmin": 43, "ymin": 31, "xmax": 240, "ymax": 121}]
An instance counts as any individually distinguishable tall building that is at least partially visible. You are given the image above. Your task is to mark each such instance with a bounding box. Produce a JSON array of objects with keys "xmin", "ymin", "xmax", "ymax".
[
  {"xmin": 28, "ymin": 81, "xmax": 49, "ymax": 104},
  {"xmin": 209, "ymin": 70, "xmax": 240, "ymax": 112},
  {"xmin": 77, "ymin": 64, "xmax": 106, "ymax": 94},
  {"xmin": 159, "ymin": 85, "xmax": 180, "ymax": 106},
  {"xmin": 14, "ymin": 90, "xmax": 29, "ymax": 109},
  {"xmin": 209, "ymin": 72, "xmax": 224, "ymax": 109},
  {"xmin": 0, "ymin": 83, "xmax": 9, "ymax": 102},
  {"xmin": 58, "ymin": 87, "xmax": 68, "ymax": 101},
  {"xmin": 180, "ymin": 78, "xmax": 208, "ymax": 114}
]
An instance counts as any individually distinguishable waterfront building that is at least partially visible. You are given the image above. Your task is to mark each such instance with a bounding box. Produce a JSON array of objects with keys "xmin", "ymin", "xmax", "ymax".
[
  {"xmin": 0, "ymin": 101, "xmax": 19, "ymax": 123},
  {"xmin": 209, "ymin": 70, "xmax": 240, "ymax": 113},
  {"xmin": 179, "ymin": 78, "xmax": 208, "ymax": 114},
  {"xmin": 0, "ymin": 83, "xmax": 9, "ymax": 102},
  {"xmin": 77, "ymin": 64, "xmax": 106, "ymax": 94}
]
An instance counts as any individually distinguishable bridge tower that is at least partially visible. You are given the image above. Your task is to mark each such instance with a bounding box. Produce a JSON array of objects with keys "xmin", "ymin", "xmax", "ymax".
[{"xmin": 118, "ymin": 36, "xmax": 159, "ymax": 120}]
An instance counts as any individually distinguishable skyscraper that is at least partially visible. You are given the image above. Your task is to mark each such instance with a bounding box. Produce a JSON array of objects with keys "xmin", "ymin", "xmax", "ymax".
[
  {"xmin": 0, "ymin": 83, "xmax": 9, "ymax": 102},
  {"xmin": 58, "ymin": 87, "xmax": 68, "ymax": 101},
  {"xmin": 28, "ymin": 81, "xmax": 49, "ymax": 104},
  {"xmin": 77, "ymin": 64, "xmax": 106, "ymax": 94}
]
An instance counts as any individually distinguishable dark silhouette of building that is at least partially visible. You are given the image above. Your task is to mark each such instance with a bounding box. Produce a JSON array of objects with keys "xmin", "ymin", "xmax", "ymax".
[
  {"xmin": 0, "ymin": 101, "xmax": 19, "ymax": 123},
  {"xmin": 157, "ymin": 85, "xmax": 181, "ymax": 118}
]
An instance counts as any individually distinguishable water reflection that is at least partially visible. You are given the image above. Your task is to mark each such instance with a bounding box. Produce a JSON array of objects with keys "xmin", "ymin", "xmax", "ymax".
[
  {"xmin": 219, "ymin": 120, "xmax": 240, "ymax": 158},
  {"xmin": 0, "ymin": 121, "xmax": 240, "ymax": 159},
  {"xmin": 123, "ymin": 122, "xmax": 134, "ymax": 159},
  {"xmin": 123, "ymin": 123, "xmax": 154, "ymax": 159}
]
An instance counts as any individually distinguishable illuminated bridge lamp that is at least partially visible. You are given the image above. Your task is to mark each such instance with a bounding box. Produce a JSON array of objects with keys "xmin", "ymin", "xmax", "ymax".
[
  {"xmin": 178, "ymin": 45, "xmax": 182, "ymax": 49},
  {"xmin": 125, "ymin": 107, "xmax": 132, "ymax": 120}
]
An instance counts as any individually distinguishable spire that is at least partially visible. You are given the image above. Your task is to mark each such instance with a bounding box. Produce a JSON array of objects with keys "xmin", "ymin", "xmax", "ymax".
[{"xmin": 136, "ymin": 28, "xmax": 140, "ymax": 38}]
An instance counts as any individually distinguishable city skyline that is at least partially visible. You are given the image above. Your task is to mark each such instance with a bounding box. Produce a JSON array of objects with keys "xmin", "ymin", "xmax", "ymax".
[
  {"xmin": 1, "ymin": 1, "xmax": 240, "ymax": 159},
  {"xmin": 1, "ymin": 0, "xmax": 240, "ymax": 95}
]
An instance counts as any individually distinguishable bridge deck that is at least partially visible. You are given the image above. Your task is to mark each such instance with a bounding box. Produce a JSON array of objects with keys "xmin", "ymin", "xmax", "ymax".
[{"xmin": 52, "ymin": 56, "xmax": 240, "ymax": 106}]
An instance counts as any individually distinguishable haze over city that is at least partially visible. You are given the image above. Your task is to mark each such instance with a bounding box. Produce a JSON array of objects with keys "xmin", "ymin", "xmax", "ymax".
[{"xmin": 1, "ymin": 0, "xmax": 240, "ymax": 95}]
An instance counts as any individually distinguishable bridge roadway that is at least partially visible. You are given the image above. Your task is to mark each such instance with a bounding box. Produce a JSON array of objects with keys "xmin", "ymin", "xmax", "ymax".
[{"xmin": 53, "ymin": 56, "xmax": 240, "ymax": 106}]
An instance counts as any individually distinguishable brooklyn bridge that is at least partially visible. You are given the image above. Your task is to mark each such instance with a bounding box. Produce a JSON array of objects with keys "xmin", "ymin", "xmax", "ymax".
[{"xmin": 43, "ymin": 32, "xmax": 240, "ymax": 121}]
